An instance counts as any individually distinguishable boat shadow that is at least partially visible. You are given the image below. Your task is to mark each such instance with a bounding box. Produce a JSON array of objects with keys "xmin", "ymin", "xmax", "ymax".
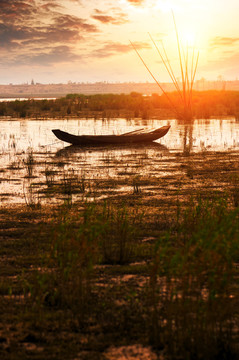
[{"xmin": 55, "ymin": 142, "xmax": 169, "ymax": 157}]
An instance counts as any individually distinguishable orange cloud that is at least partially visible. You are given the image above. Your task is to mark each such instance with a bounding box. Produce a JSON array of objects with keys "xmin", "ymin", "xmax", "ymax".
[
  {"xmin": 127, "ymin": 0, "xmax": 144, "ymax": 5},
  {"xmin": 92, "ymin": 14, "xmax": 127, "ymax": 25},
  {"xmin": 210, "ymin": 36, "xmax": 239, "ymax": 49},
  {"xmin": 92, "ymin": 8, "xmax": 128, "ymax": 25},
  {"xmin": 91, "ymin": 41, "xmax": 150, "ymax": 58}
]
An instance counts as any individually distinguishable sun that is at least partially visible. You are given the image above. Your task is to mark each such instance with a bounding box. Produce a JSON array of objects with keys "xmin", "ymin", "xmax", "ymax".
[{"xmin": 180, "ymin": 30, "xmax": 196, "ymax": 47}]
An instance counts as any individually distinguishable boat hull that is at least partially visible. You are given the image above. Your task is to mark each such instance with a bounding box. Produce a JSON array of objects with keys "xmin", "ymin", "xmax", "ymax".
[{"xmin": 52, "ymin": 125, "xmax": 170, "ymax": 145}]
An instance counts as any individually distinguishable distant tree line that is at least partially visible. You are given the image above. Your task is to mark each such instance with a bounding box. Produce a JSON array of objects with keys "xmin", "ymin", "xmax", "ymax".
[{"xmin": 0, "ymin": 91, "xmax": 239, "ymax": 119}]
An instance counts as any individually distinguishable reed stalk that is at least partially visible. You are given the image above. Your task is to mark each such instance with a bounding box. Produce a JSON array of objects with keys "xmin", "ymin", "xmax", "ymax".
[{"xmin": 131, "ymin": 13, "xmax": 199, "ymax": 121}]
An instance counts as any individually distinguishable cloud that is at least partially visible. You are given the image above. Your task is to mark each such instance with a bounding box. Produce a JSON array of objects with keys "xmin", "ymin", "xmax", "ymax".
[
  {"xmin": 0, "ymin": 0, "xmax": 101, "ymax": 70},
  {"xmin": 0, "ymin": 0, "xmax": 99, "ymax": 67},
  {"xmin": 0, "ymin": 16, "xmax": 97, "ymax": 50},
  {"xmin": 0, "ymin": 0, "xmax": 35, "ymax": 23},
  {"xmin": 91, "ymin": 41, "xmax": 150, "ymax": 58},
  {"xmin": 40, "ymin": 2, "xmax": 63, "ymax": 11},
  {"xmin": 54, "ymin": 14, "xmax": 98, "ymax": 32},
  {"xmin": 92, "ymin": 8, "xmax": 128, "ymax": 25},
  {"xmin": 200, "ymin": 47, "xmax": 239, "ymax": 79},
  {"xmin": 126, "ymin": 0, "xmax": 144, "ymax": 5},
  {"xmin": 92, "ymin": 15, "xmax": 127, "ymax": 25},
  {"xmin": 0, "ymin": 45, "xmax": 82, "ymax": 67},
  {"xmin": 210, "ymin": 37, "xmax": 239, "ymax": 49},
  {"xmin": 0, "ymin": 23, "xmax": 33, "ymax": 48},
  {"xmin": 20, "ymin": 46, "xmax": 81, "ymax": 65},
  {"xmin": 92, "ymin": 15, "xmax": 117, "ymax": 24}
]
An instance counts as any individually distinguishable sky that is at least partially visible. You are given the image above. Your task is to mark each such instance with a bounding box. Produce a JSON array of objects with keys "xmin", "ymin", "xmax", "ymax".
[{"xmin": 0, "ymin": 0, "xmax": 239, "ymax": 84}]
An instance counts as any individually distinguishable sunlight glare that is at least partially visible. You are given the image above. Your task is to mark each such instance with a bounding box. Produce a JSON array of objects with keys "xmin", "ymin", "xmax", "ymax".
[
  {"xmin": 180, "ymin": 30, "xmax": 196, "ymax": 47},
  {"xmin": 155, "ymin": 0, "xmax": 179, "ymax": 13}
]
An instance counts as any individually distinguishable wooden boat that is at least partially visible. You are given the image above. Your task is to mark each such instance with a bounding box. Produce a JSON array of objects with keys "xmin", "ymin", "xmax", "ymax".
[{"xmin": 52, "ymin": 125, "xmax": 170, "ymax": 145}]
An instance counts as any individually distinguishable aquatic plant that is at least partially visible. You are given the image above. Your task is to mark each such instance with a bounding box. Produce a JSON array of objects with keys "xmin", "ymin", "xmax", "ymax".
[
  {"xmin": 99, "ymin": 202, "xmax": 141, "ymax": 264},
  {"xmin": 149, "ymin": 196, "xmax": 239, "ymax": 359},
  {"xmin": 23, "ymin": 150, "xmax": 35, "ymax": 177},
  {"xmin": 132, "ymin": 175, "xmax": 142, "ymax": 194},
  {"xmin": 28, "ymin": 202, "xmax": 142, "ymax": 323},
  {"xmin": 229, "ymin": 173, "xmax": 239, "ymax": 207},
  {"xmin": 29, "ymin": 205, "xmax": 99, "ymax": 321},
  {"xmin": 62, "ymin": 169, "xmax": 73, "ymax": 207},
  {"xmin": 44, "ymin": 163, "xmax": 55, "ymax": 188},
  {"xmin": 23, "ymin": 180, "xmax": 41, "ymax": 209},
  {"xmin": 131, "ymin": 13, "xmax": 199, "ymax": 121}
]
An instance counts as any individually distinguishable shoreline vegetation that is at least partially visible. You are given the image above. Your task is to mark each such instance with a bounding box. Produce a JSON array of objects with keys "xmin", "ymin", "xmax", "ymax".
[{"xmin": 0, "ymin": 90, "xmax": 239, "ymax": 120}]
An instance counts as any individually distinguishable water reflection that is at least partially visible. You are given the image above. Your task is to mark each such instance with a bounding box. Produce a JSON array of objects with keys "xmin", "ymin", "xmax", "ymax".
[
  {"xmin": 0, "ymin": 118, "xmax": 239, "ymax": 154},
  {"xmin": 55, "ymin": 142, "xmax": 169, "ymax": 158},
  {"xmin": 183, "ymin": 124, "xmax": 194, "ymax": 155}
]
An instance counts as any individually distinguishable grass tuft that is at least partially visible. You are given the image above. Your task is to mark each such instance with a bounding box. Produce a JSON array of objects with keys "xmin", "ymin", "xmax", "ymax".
[{"xmin": 149, "ymin": 196, "xmax": 239, "ymax": 359}]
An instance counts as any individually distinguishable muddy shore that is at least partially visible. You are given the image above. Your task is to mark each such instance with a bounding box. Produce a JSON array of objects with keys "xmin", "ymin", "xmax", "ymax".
[{"xmin": 1, "ymin": 147, "xmax": 238, "ymax": 360}]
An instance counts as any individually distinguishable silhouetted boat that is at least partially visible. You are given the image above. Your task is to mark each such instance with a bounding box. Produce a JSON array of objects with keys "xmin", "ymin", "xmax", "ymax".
[{"xmin": 52, "ymin": 125, "xmax": 170, "ymax": 145}]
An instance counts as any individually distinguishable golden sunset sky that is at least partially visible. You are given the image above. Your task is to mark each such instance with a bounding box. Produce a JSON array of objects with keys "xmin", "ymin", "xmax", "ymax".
[{"xmin": 0, "ymin": 0, "xmax": 238, "ymax": 84}]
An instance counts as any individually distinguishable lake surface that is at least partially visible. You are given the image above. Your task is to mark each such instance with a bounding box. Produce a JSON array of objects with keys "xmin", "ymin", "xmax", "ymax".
[
  {"xmin": 1, "ymin": 117, "xmax": 239, "ymax": 205},
  {"xmin": 1, "ymin": 117, "xmax": 239, "ymax": 153}
]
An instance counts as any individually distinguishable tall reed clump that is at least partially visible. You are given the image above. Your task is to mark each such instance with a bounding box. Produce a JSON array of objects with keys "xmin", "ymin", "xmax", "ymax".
[
  {"xmin": 23, "ymin": 180, "xmax": 41, "ymax": 209},
  {"xmin": 60, "ymin": 169, "xmax": 88, "ymax": 206},
  {"xmin": 29, "ymin": 202, "xmax": 142, "ymax": 321},
  {"xmin": 99, "ymin": 202, "xmax": 142, "ymax": 264},
  {"xmin": 131, "ymin": 13, "xmax": 199, "ymax": 122},
  {"xmin": 149, "ymin": 196, "xmax": 239, "ymax": 359},
  {"xmin": 24, "ymin": 150, "xmax": 35, "ymax": 177},
  {"xmin": 229, "ymin": 173, "xmax": 239, "ymax": 208},
  {"xmin": 29, "ymin": 205, "xmax": 100, "ymax": 322}
]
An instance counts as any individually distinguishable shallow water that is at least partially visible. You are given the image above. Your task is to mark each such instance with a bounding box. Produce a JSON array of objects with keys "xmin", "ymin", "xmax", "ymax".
[
  {"xmin": 0, "ymin": 117, "xmax": 239, "ymax": 205},
  {"xmin": 1, "ymin": 117, "xmax": 239, "ymax": 153}
]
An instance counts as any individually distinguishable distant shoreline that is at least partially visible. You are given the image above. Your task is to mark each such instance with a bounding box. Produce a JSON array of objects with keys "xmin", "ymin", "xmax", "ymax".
[
  {"xmin": 0, "ymin": 97, "xmax": 57, "ymax": 102},
  {"xmin": 0, "ymin": 91, "xmax": 239, "ymax": 120},
  {"xmin": 0, "ymin": 79, "xmax": 238, "ymax": 99}
]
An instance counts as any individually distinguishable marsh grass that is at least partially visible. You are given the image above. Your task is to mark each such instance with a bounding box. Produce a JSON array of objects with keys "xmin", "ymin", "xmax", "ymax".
[
  {"xmin": 99, "ymin": 202, "xmax": 143, "ymax": 264},
  {"xmin": 23, "ymin": 180, "xmax": 41, "ymax": 209},
  {"xmin": 44, "ymin": 163, "xmax": 55, "ymax": 188},
  {"xmin": 149, "ymin": 196, "xmax": 239, "ymax": 359},
  {"xmin": 62, "ymin": 170, "xmax": 73, "ymax": 206},
  {"xmin": 28, "ymin": 205, "xmax": 99, "ymax": 322},
  {"xmin": 28, "ymin": 201, "xmax": 143, "ymax": 326},
  {"xmin": 1, "ymin": 145, "xmax": 239, "ymax": 358},
  {"xmin": 23, "ymin": 150, "xmax": 35, "ymax": 178},
  {"xmin": 132, "ymin": 175, "xmax": 142, "ymax": 194},
  {"xmin": 229, "ymin": 173, "xmax": 239, "ymax": 207},
  {"xmin": 77, "ymin": 171, "xmax": 87, "ymax": 194},
  {"xmin": 8, "ymin": 160, "xmax": 22, "ymax": 170},
  {"xmin": 41, "ymin": 167, "xmax": 89, "ymax": 204}
]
